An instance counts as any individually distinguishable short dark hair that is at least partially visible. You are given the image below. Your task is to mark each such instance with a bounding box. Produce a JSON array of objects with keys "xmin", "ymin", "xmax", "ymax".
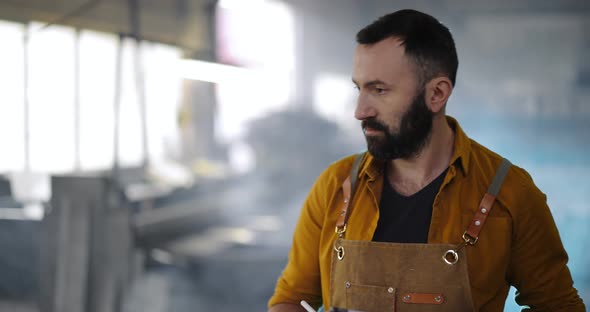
[{"xmin": 356, "ymin": 9, "xmax": 458, "ymax": 87}]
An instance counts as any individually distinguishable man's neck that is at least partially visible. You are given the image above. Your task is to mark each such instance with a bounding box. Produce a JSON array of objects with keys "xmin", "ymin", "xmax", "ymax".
[{"xmin": 387, "ymin": 115, "xmax": 455, "ymax": 196}]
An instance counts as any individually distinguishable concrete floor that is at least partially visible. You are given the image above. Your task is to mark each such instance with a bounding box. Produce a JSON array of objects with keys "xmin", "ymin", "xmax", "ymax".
[{"xmin": 0, "ymin": 301, "xmax": 38, "ymax": 312}]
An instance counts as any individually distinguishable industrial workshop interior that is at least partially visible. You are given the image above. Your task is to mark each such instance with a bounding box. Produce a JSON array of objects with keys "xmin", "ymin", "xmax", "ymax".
[{"xmin": 0, "ymin": 0, "xmax": 588, "ymax": 311}]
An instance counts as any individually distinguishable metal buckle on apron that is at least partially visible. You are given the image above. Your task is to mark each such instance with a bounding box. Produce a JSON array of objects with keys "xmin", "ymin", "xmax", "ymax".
[
  {"xmin": 335, "ymin": 224, "xmax": 347, "ymax": 237},
  {"xmin": 442, "ymin": 232, "xmax": 478, "ymax": 265},
  {"xmin": 333, "ymin": 241, "xmax": 345, "ymax": 261}
]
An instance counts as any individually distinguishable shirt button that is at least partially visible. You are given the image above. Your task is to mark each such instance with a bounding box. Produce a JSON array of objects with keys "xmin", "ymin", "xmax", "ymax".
[
  {"xmin": 345, "ymin": 281, "xmax": 351, "ymax": 288},
  {"xmin": 387, "ymin": 287, "xmax": 394, "ymax": 293}
]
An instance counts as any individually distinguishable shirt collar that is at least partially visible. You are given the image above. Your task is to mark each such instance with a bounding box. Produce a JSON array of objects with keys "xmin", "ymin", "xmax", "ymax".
[
  {"xmin": 359, "ymin": 115, "xmax": 471, "ymax": 179},
  {"xmin": 447, "ymin": 115, "xmax": 471, "ymax": 176}
]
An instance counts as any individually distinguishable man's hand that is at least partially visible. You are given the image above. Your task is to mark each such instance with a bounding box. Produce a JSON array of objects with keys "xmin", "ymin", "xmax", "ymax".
[{"xmin": 268, "ymin": 303, "xmax": 308, "ymax": 312}]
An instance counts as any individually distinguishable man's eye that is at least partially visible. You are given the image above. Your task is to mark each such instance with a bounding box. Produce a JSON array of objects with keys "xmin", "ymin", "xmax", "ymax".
[{"xmin": 375, "ymin": 87, "xmax": 387, "ymax": 94}]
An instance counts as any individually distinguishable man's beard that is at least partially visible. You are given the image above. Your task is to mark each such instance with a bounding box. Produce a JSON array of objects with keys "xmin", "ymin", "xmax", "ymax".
[{"xmin": 361, "ymin": 89, "xmax": 434, "ymax": 161}]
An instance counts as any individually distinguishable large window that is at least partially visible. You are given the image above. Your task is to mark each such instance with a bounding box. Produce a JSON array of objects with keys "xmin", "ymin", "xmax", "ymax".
[
  {"xmin": 0, "ymin": 20, "xmax": 182, "ymax": 175},
  {"xmin": 215, "ymin": 0, "xmax": 296, "ymax": 142}
]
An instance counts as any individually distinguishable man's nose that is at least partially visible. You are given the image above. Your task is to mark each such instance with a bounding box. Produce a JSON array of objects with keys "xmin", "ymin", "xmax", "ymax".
[{"xmin": 354, "ymin": 94, "xmax": 376, "ymax": 121}]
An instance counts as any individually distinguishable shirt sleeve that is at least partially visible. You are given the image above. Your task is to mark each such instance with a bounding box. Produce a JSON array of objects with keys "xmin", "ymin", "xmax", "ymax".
[
  {"xmin": 268, "ymin": 167, "xmax": 336, "ymax": 309},
  {"xmin": 507, "ymin": 171, "xmax": 585, "ymax": 311}
]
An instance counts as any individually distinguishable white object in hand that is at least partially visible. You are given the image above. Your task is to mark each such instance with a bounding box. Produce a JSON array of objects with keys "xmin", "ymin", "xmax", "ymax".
[{"xmin": 300, "ymin": 300, "xmax": 317, "ymax": 312}]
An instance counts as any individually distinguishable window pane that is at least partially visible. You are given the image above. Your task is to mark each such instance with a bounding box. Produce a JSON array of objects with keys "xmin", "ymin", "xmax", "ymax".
[
  {"xmin": 118, "ymin": 38, "xmax": 144, "ymax": 167},
  {"xmin": 28, "ymin": 22, "xmax": 76, "ymax": 173},
  {"xmin": 142, "ymin": 42, "xmax": 182, "ymax": 163},
  {"xmin": 0, "ymin": 21, "xmax": 25, "ymax": 173},
  {"xmin": 79, "ymin": 30, "xmax": 117, "ymax": 171}
]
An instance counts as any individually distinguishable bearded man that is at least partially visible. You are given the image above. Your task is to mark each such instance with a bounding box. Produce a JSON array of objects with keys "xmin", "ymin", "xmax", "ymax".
[{"xmin": 268, "ymin": 9, "xmax": 585, "ymax": 312}]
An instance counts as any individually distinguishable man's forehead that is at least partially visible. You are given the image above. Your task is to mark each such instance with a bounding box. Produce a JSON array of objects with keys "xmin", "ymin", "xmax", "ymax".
[{"xmin": 352, "ymin": 37, "xmax": 413, "ymax": 84}]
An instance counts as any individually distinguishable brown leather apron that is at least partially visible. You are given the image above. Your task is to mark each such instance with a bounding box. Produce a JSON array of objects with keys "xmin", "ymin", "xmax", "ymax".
[{"xmin": 329, "ymin": 154, "xmax": 511, "ymax": 312}]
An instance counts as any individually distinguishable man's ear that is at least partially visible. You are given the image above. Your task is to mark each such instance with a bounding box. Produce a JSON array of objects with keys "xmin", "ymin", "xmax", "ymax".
[{"xmin": 425, "ymin": 77, "xmax": 453, "ymax": 114}]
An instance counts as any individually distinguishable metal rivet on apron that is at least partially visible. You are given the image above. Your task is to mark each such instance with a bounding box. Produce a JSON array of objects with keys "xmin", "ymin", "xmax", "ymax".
[
  {"xmin": 345, "ymin": 281, "xmax": 351, "ymax": 288},
  {"xmin": 435, "ymin": 295, "xmax": 442, "ymax": 302},
  {"xmin": 443, "ymin": 249, "xmax": 459, "ymax": 265},
  {"xmin": 387, "ymin": 287, "xmax": 394, "ymax": 293},
  {"xmin": 403, "ymin": 294, "xmax": 411, "ymax": 301},
  {"xmin": 474, "ymin": 220, "xmax": 481, "ymax": 226},
  {"xmin": 481, "ymin": 208, "xmax": 487, "ymax": 214}
]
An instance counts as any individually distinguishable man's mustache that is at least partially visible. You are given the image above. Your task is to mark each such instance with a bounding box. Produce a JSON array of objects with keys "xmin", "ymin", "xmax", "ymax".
[{"xmin": 362, "ymin": 118, "xmax": 387, "ymax": 132}]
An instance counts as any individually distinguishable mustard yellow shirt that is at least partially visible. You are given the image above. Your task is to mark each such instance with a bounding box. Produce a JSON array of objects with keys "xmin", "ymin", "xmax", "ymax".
[{"xmin": 269, "ymin": 116, "xmax": 585, "ymax": 311}]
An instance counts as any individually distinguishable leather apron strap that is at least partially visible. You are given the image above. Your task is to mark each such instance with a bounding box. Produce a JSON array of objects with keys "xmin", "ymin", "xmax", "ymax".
[
  {"xmin": 442, "ymin": 157, "xmax": 512, "ymax": 264},
  {"xmin": 335, "ymin": 152, "xmax": 365, "ymax": 237},
  {"xmin": 463, "ymin": 158, "xmax": 512, "ymax": 243}
]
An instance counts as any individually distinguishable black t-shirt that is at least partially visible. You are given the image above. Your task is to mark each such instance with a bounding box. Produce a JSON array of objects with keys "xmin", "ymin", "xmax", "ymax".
[{"xmin": 372, "ymin": 167, "xmax": 448, "ymax": 244}]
